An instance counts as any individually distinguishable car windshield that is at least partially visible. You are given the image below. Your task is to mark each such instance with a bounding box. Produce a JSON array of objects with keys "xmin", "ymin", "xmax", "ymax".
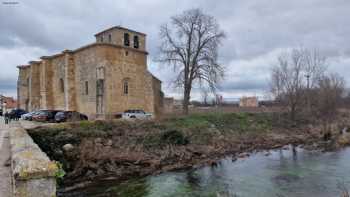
[
  {"xmin": 38, "ymin": 111, "xmax": 48, "ymax": 115},
  {"xmin": 56, "ymin": 112, "xmax": 65, "ymax": 116},
  {"xmin": 124, "ymin": 110, "xmax": 145, "ymax": 113}
]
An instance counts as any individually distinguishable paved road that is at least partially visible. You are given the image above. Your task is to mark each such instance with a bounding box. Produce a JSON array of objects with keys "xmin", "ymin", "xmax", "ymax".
[{"xmin": 0, "ymin": 117, "xmax": 12, "ymax": 197}]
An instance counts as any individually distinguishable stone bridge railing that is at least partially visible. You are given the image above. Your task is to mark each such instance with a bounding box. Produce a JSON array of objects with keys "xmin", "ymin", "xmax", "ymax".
[{"xmin": 9, "ymin": 126, "xmax": 58, "ymax": 197}]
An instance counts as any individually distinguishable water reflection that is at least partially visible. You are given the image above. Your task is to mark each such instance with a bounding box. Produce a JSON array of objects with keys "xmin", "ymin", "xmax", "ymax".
[{"xmin": 64, "ymin": 147, "xmax": 350, "ymax": 197}]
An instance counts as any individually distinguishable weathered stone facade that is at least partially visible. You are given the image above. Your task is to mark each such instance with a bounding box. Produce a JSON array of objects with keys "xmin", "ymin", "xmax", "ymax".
[
  {"xmin": 9, "ymin": 126, "xmax": 58, "ymax": 197},
  {"xmin": 239, "ymin": 96, "xmax": 259, "ymax": 107},
  {"xmin": 18, "ymin": 26, "xmax": 163, "ymax": 118}
]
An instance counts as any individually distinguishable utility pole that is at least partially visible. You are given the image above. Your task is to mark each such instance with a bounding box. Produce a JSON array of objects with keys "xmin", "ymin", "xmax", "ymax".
[{"xmin": 305, "ymin": 74, "xmax": 311, "ymax": 113}]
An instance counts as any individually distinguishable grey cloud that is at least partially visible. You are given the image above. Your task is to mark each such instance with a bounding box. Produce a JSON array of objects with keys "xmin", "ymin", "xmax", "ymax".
[
  {"xmin": 0, "ymin": 78, "xmax": 17, "ymax": 95},
  {"xmin": 220, "ymin": 79, "xmax": 269, "ymax": 91},
  {"xmin": 0, "ymin": 0, "xmax": 350, "ymax": 98}
]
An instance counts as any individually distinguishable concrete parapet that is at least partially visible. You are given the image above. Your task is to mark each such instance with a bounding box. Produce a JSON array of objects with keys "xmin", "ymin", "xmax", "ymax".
[{"xmin": 9, "ymin": 126, "xmax": 58, "ymax": 197}]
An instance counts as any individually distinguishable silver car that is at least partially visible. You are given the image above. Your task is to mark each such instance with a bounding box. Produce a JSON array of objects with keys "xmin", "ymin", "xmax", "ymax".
[{"xmin": 122, "ymin": 109, "xmax": 153, "ymax": 120}]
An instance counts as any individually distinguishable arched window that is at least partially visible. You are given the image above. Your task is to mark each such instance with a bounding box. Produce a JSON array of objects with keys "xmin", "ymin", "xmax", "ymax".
[
  {"xmin": 124, "ymin": 33, "xmax": 130, "ymax": 46},
  {"xmin": 123, "ymin": 79, "xmax": 129, "ymax": 95},
  {"xmin": 133, "ymin": 35, "xmax": 139, "ymax": 48},
  {"xmin": 59, "ymin": 78, "xmax": 64, "ymax": 92}
]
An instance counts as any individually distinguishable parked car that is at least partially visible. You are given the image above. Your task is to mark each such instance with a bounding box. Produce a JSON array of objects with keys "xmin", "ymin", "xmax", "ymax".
[
  {"xmin": 32, "ymin": 110, "xmax": 62, "ymax": 122},
  {"xmin": 122, "ymin": 109, "xmax": 152, "ymax": 119},
  {"xmin": 55, "ymin": 111, "xmax": 88, "ymax": 122},
  {"xmin": 9, "ymin": 108, "xmax": 27, "ymax": 119},
  {"xmin": 21, "ymin": 111, "xmax": 39, "ymax": 121}
]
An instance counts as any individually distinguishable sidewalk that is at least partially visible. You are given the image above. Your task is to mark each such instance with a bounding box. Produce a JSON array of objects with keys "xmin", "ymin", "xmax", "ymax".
[{"xmin": 0, "ymin": 117, "xmax": 12, "ymax": 197}]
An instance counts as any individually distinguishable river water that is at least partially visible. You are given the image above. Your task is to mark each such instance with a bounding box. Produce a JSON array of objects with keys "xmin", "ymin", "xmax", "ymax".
[{"xmin": 65, "ymin": 147, "xmax": 350, "ymax": 197}]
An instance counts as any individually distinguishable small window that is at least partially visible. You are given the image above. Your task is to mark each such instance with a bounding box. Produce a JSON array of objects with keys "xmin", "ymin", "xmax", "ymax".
[
  {"xmin": 108, "ymin": 34, "xmax": 112, "ymax": 43},
  {"xmin": 59, "ymin": 78, "xmax": 64, "ymax": 92},
  {"xmin": 123, "ymin": 80, "xmax": 129, "ymax": 95},
  {"xmin": 133, "ymin": 35, "xmax": 139, "ymax": 48},
  {"xmin": 124, "ymin": 33, "xmax": 130, "ymax": 46},
  {"xmin": 85, "ymin": 81, "xmax": 89, "ymax": 95},
  {"xmin": 100, "ymin": 36, "xmax": 103, "ymax": 42}
]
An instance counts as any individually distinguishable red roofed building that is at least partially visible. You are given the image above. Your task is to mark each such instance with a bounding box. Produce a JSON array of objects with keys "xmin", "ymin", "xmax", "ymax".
[{"xmin": 0, "ymin": 95, "xmax": 18, "ymax": 112}]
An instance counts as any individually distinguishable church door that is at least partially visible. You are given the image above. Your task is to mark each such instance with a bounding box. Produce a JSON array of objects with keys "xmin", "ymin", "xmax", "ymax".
[{"xmin": 96, "ymin": 79, "xmax": 104, "ymax": 115}]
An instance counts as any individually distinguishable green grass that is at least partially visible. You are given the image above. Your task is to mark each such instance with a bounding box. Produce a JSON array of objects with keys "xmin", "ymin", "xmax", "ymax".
[{"xmin": 164, "ymin": 112, "xmax": 273, "ymax": 134}]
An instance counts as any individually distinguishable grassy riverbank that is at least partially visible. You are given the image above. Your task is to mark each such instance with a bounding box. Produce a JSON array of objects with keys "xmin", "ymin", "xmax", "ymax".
[{"xmin": 27, "ymin": 112, "xmax": 350, "ymax": 191}]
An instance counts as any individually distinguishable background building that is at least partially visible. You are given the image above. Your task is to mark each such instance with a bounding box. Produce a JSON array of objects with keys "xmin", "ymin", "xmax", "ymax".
[
  {"xmin": 0, "ymin": 95, "xmax": 17, "ymax": 112},
  {"xmin": 239, "ymin": 96, "xmax": 259, "ymax": 107}
]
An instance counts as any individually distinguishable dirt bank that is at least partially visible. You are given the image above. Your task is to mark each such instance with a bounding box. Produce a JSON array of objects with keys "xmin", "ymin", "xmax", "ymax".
[{"xmin": 26, "ymin": 112, "xmax": 350, "ymax": 192}]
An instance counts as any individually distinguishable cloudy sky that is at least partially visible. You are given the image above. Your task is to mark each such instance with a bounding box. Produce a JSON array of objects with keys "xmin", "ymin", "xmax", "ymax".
[{"xmin": 0, "ymin": 0, "xmax": 349, "ymax": 101}]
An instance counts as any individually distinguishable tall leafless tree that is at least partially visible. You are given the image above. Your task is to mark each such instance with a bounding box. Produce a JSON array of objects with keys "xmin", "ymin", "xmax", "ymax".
[
  {"xmin": 303, "ymin": 48, "xmax": 327, "ymax": 112},
  {"xmin": 158, "ymin": 9, "xmax": 225, "ymax": 114},
  {"xmin": 315, "ymin": 73, "xmax": 345, "ymax": 130},
  {"xmin": 270, "ymin": 48, "xmax": 327, "ymax": 122},
  {"xmin": 271, "ymin": 49, "xmax": 305, "ymax": 121}
]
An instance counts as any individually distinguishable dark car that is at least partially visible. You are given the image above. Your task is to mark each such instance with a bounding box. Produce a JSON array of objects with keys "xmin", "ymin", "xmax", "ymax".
[
  {"xmin": 55, "ymin": 111, "xmax": 88, "ymax": 122},
  {"xmin": 9, "ymin": 108, "xmax": 27, "ymax": 119},
  {"xmin": 0, "ymin": 109, "xmax": 2, "ymax": 116},
  {"xmin": 32, "ymin": 110, "xmax": 62, "ymax": 122},
  {"xmin": 21, "ymin": 111, "xmax": 40, "ymax": 121}
]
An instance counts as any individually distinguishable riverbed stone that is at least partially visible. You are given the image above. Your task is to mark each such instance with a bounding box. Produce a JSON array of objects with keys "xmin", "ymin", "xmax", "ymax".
[
  {"xmin": 63, "ymin": 144, "xmax": 75, "ymax": 152},
  {"xmin": 238, "ymin": 152, "xmax": 250, "ymax": 158},
  {"xmin": 104, "ymin": 139, "xmax": 113, "ymax": 146},
  {"xmin": 337, "ymin": 133, "xmax": 350, "ymax": 146},
  {"xmin": 94, "ymin": 138, "xmax": 102, "ymax": 144}
]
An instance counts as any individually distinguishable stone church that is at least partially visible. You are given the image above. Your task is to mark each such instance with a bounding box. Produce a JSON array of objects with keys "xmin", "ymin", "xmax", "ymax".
[{"xmin": 17, "ymin": 26, "xmax": 163, "ymax": 119}]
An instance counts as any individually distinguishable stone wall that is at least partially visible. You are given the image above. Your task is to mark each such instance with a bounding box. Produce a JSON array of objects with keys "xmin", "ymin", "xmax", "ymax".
[
  {"xmin": 29, "ymin": 62, "xmax": 41, "ymax": 111},
  {"xmin": 102, "ymin": 44, "xmax": 149, "ymax": 117},
  {"xmin": 95, "ymin": 26, "xmax": 146, "ymax": 52},
  {"xmin": 17, "ymin": 66, "xmax": 30, "ymax": 111},
  {"xmin": 9, "ymin": 126, "xmax": 58, "ymax": 197},
  {"xmin": 73, "ymin": 45, "xmax": 100, "ymax": 117},
  {"xmin": 239, "ymin": 97, "xmax": 259, "ymax": 107},
  {"xmin": 51, "ymin": 55, "xmax": 66, "ymax": 110}
]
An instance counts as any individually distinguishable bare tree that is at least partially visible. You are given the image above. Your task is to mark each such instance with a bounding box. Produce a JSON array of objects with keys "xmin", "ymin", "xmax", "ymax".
[
  {"xmin": 158, "ymin": 9, "xmax": 225, "ymax": 114},
  {"xmin": 303, "ymin": 48, "xmax": 327, "ymax": 112},
  {"xmin": 270, "ymin": 48, "xmax": 327, "ymax": 122},
  {"xmin": 315, "ymin": 73, "xmax": 345, "ymax": 130},
  {"xmin": 271, "ymin": 49, "xmax": 305, "ymax": 121},
  {"xmin": 201, "ymin": 89, "xmax": 209, "ymax": 106}
]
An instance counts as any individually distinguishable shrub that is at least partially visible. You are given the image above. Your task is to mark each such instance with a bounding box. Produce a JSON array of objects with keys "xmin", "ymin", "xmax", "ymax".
[
  {"xmin": 160, "ymin": 130, "xmax": 189, "ymax": 145},
  {"xmin": 143, "ymin": 130, "xmax": 189, "ymax": 148}
]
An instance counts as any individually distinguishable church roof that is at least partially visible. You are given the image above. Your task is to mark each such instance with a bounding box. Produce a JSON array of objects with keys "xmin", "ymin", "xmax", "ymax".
[
  {"xmin": 94, "ymin": 26, "xmax": 146, "ymax": 37},
  {"xmin": 17, "ymin": 65, "xmax": 30, "ymax": 69}
]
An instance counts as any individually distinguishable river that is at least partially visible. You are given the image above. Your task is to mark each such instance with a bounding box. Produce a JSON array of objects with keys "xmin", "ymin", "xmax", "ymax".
[{"xmin": 63, "ymin": 146, "xmax": 350, "ymax": 197}]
